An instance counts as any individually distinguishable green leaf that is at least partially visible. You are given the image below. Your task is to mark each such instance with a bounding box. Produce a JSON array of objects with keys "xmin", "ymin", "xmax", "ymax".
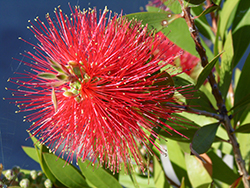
[
  {"xmin": 219, "ymin": 31, "xmax": 234, "ymax": 99},
  {"xmin": 153, "ymin": 155, "xmax": 170, "ymax": 188},
  {"xmin": 234, "ymin": 53, "xmax": 250, "ymax": 124},
  {"xmin": 232, "ymin": 0, "xmax": 250, "ymax": 67},
  {"xmin": 191, "ymin": 123, "xmax": 220, "ymax": 154},
  {"xmin": 37, "ymin": 73, "xmax": 56, "ymax": 79},
  {"xmin": 125, "ymin": 12, "xmax": 179, "ymax": 32},
  {"xmin": 230, "ymin": 93, "xmax": 250, "ymax": 113},
  {"xmin": 185, "ymin": 154, "xmax": 212, "ymax": 187},
  {"xmin": 164, "ymin": 0, "xmax": 182, "ymax": 14},
  {"xmin": 195, "ymin": 52, "xmax": 223, "ymax": 90},
  {"xmin": 207, "ymin": 150, "xmax": 238, "ymax": 185},
  {"xmin": 162, "ymin": 18, "xmax": 199, "ymax": 57},
  {"xmin": 159, "ymin": 114, "xmax": 199, "ymax": 142},
  {"xmin": 165, "ymin": 139, "xmax": 191, "ymax": 187},
  {"xmin": 146, "ymin": 6, "xmax": 166, "ymax": 13},
  {"xmin": 28, "ymin": 132, "xmax": 41, "ymax": 149},
  {"xmin": 37, "ymin": 145, "xmax": 65, "ymax": 187},
  {"xmin": 119, "ymin": 174, "xmax": 155, "ymax": 188},
  {"xmin": 234, "ymin": 123, "xmax": 250, "ymax": 133},
  {"xmin": 21, "ymin": 146, "xmax": 40, "ymax": 164},
  {"xmin": 184, "ymin": 0, "xmax": 205, "ymax": 5},
  {"xmin": 43, "ymin": 153, "xmax": 89, "ymax": 188},
  {"xmin": 234, "ymin": 68, "xmax": 241, "ymax": 92},
  {"xmin": 196, "ymin": 3, "xmax": 219, "ymax": 18},
  {"xmin": 219, "ymin": 0, "xmax": 240, "ymax": 41},
  {"xmin": 78, "ymin": 158, "xmax": 122, "ymax": 188}
]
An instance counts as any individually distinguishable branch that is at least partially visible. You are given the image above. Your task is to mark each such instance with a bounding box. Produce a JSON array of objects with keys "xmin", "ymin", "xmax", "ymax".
[{"xmin": 177, "ymin": 1, "xmax": 250, "ymax": 187}]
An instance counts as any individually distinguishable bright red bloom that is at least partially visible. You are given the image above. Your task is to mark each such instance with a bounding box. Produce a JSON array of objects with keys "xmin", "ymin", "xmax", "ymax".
[{"xmin": 11, "ymin": 6, "xmax": 190, "ymax": 172}]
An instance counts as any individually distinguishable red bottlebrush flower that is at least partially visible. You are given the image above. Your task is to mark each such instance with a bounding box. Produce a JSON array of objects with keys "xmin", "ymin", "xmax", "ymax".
[
  {"xmin": 10, "ymin": 6, "xmax": 191, "ymax": 172},
  {"xmin": 156, "ymin": 32, "xmax": 200, "ymax": 76}
]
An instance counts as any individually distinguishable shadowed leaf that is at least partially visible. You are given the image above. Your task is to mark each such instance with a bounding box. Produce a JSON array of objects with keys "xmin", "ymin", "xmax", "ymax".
[{"xmin": 191, "ymin": 123, "xmax": 220, "ymax": 154}]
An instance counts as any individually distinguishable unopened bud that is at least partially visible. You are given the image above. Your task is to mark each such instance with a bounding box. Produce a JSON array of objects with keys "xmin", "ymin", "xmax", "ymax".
[
  {"xmin": 19, "ymin": 178, "xmax": 30, "ymax": 188},
  {"xmin": 44, "ymin": 179, "xmax": 52, "ymax": 188},
  {"xmin": 30, "ymin": 170, "xmax": 37, "ymax": 180},
  {"xmin": 5, "ymin": 169, "xmax": 14, "ymax": 180}
]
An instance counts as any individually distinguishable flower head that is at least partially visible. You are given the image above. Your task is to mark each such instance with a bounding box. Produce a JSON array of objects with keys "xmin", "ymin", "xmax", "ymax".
[{"xmin": 11, "ymin": 6, "xmax": 190, "ymax": 172}]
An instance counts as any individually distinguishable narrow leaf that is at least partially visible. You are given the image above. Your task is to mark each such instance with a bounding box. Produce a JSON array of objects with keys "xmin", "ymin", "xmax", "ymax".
[
  {"xmin": 234, "ymin": 123, "xmax": 250, "ymax": 133},
  {"xmin": 21, "ymin": 146, "xmax": 40, "ymax": 164},
  {"xmin": 234, "ymin": 53, "xmax": 250, "ymax": 123},
  {"xmin": 219, "ymin": 0, "xmax": 240, "ymax": 40},
  {"xmin": 43, "ymin": 153, "xmax": 89, "ymax": 188},
  {"xmin": 219, "ymin": 31, "xmax": 234, "ymax": 99},
  {"xmin": 195, "ymin": 52, "xmax": 223, "ymax": 90},
  {"xmin": 78, "ymin": 158, "xmax": 122, "ymax": 188},
  {"xmin": 192, "ymin": 6, "xmax": 215, "ymax": 43},
  {"xmin": 195, "ymin": 3, "xmax": 219, "ymax": 18},
  {"xmin": 191, "ymin": 123, "xmax": 220, "ymax": 154},
  {"xmin": 232, "ymin": 0, "xmax": 250, "ymax": 67}
]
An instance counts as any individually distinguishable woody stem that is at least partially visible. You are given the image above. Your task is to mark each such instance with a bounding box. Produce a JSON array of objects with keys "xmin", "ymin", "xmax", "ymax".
[{"xmin": 177, "ymin": 1, "xmax": 250, "ymax": 187}]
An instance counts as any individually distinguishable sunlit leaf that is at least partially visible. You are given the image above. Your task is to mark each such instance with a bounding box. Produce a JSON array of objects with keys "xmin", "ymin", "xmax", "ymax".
[
  {"xmin": 21, "ymin": 146, "xmax": 40, "ymax": 164},
  {"xmin": 219, "ymin": 0, "xmax": 240, "ymax": 40},
  {"xmin": 191, "ymin": 123, "xmax": 220, "ymax": 154},
  {"xmin": 185, "ymin": 154, "xmax": 212, "ymax": 187},
  {"xmin": 38, "ymin": 145, "xmax": 65, "ymax": 187},
  {"xmin": 161, "ymin": 18, "xmax": 199, "ymax": 57},
  {"xmin": 219, "ymin": 31, "xmax": 234, "ymax": 99},
  {"xmin": 165, "ymin": 139, "xmax": 191, "ymax": 187},
  {"xmin": 77, "ymin": 158, "xmax": 122, "ymax": 188},
  {"xmin": 43, "ymin": 153, "xmax": 89, "ymax": 188},
  {"xmin": 153, "ymin": 155, "xmax": 170, "ymax": 188}
]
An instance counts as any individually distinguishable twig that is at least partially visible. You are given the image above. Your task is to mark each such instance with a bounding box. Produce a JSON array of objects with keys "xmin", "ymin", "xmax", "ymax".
[{"xmin": 177, "ymin": 0, "xmax": 250, "ymax": 187}]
